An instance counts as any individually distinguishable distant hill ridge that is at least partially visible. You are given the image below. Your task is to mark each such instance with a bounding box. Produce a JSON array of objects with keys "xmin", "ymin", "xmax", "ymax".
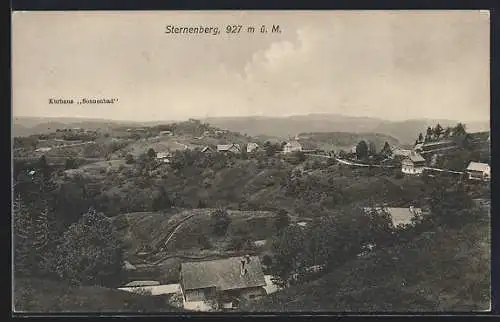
[{"xmin": 13, "ymin": 115, "xmax": 489, "ymax": 145}]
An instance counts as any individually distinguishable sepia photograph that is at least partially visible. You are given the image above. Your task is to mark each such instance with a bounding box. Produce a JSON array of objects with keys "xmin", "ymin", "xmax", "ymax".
[{"xmin": 11, "ymin": 10, "xmax": 491, "ymax": 313}]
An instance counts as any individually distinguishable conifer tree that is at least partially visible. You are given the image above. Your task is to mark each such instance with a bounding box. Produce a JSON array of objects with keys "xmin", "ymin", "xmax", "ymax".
[{"xmin": 13, "ymin": 195, "xmax": 33, "ymax": 275}]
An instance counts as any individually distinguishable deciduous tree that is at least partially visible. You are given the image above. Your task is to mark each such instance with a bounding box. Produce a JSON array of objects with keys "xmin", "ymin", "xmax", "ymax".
[
  {"xmin": 147, "ymin": 148, "xmax": 156, "ymax": 159},
  {"xmin": 52, "ymin": 208, "xmax": 125, "ymax": 286},
  {"xmin": 269, "ymin": 225, "xmax": 305, "ymax": 288}
]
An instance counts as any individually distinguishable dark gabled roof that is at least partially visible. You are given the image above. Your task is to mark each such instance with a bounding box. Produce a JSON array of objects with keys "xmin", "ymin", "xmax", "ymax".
[{"xmin": 181, "ymin": 256, "xmax": 266, "ymax": 291}]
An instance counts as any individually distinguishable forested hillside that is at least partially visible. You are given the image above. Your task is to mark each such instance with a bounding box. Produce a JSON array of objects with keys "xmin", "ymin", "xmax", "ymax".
[{"xmin": 245, "ymin": 190, "xmax": 490, "ymax": 312}]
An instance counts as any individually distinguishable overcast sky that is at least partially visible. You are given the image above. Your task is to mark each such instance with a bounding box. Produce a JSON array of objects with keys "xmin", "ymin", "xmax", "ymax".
[{"xmin": 12, "ymin": 10, "xmax": 490, "ymax": 122}]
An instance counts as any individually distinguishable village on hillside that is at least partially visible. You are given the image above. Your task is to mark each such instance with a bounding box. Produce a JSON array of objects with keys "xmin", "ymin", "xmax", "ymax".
[{"xmin": 13, "ymin": 117, "xmax": 490, "ymax": 312}]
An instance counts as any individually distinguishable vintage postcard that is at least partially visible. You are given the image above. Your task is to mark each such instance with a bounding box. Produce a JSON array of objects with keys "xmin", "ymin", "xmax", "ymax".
[{"xmin": 12, "ymin": 10, "xmax": 491, "ymax": 314}]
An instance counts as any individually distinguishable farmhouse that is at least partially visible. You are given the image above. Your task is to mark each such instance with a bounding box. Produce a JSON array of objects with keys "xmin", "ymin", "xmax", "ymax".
[
  {"xmin": 246, "ymin": 142, "xmax": 260, "ymax": 153},
  {"xmin": 253, "ymin": 240, "xmax": 267, "ymax": 248},
  {"xmin": 180, "ymin": 255, "xmax": 267, "ymax": 311},
  {"xmin": 284, "ymin": 141, "xmax": 302, "ymax": 153},
  {"xmin": 401, "ymin": 152, "xmax": 426, "ymax": 175},
  {"xmin": 363, "ymin": 206, "xmax": 423, "ymax": 228},
  {"xmin": 466, "ymin": 162, "xmax": 490, "ymax": 181},
  {"xmin": 217, "ymin": 144, "xmax": 241, "ymax": 153}
]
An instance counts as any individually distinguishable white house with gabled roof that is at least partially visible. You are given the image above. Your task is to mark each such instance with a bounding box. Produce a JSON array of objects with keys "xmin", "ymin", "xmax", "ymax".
[{"xmin": 466, "ymin": 162, "xmax": 490, "ymax": 181}]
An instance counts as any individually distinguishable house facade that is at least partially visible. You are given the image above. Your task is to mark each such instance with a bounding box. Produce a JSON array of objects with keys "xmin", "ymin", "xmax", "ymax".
[
  {"xmin": 401, "ymin": 152, "xmax": 426, "ymax": 175},
  {"xmin": 217, "ymin": 144, "xmax": 241, "ymax": 153},
  {"xmin": 284, "ymin": 141, "xmax": 302, "ymax": 153},
  {"xmin": 246, "ymin": 142, "xmax": 260, "ymax": 153},
  {"xmin": 466, "ymin": 162, "xmax": 490, "ymax": 181},
  {"xmin": 180, "ymin": 256, "xmax": 267, "ymax": 311}
]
